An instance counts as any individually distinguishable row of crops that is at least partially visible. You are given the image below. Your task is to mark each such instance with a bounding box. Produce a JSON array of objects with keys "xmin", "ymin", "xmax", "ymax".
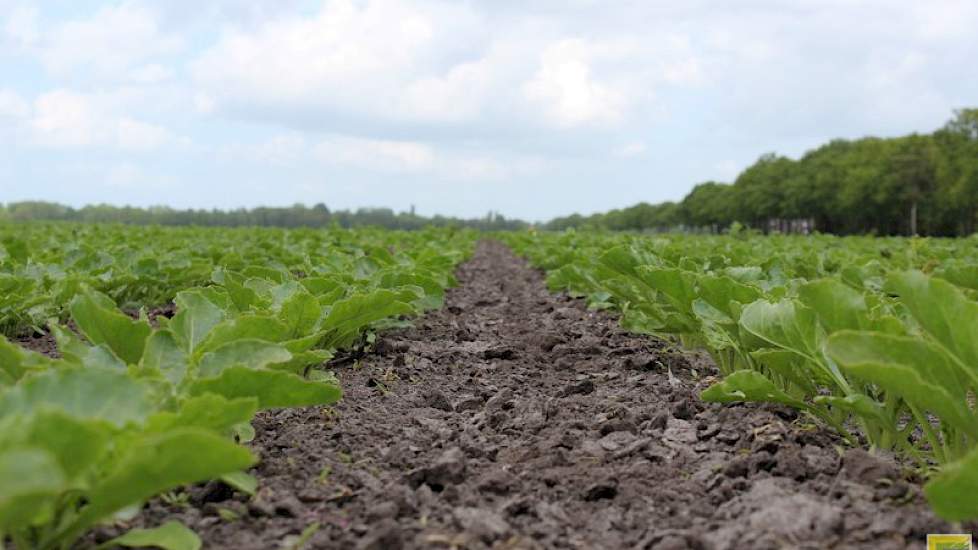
[
  {"xmin": 0, "ymin": 223, "xmax": 474, "ymax": 549},
  {"xmin": 505, "ymin": 230, "xmax": 978, "ymax": 523}
]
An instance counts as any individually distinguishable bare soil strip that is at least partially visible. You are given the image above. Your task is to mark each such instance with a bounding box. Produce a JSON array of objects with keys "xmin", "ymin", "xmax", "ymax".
[{"xmin": 114, "ymin": 241, "xmax": 954, "ymax": 548}]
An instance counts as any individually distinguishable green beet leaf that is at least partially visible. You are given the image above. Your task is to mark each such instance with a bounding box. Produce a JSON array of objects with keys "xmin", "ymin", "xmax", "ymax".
[
  {"xmin": 69, "ymin": 289, "xmax": 152, "ymax": 365},
  {"xmin": 141, "ymin": 330, "xmax": 189, "ymax": 386},
  {"xmin": 69, "ymin": 429, "xmax": 255, "ymax": 538},
  {"xmin": 925, "ymin": 445, "xmax": 978, "ymax": 521},
  {"xmin": 887, "ymin": 271, "xmax": 978, "ymax": 369},
  {"xmin": 279, "ymin": 288, "xmax": 324, "ymax": 337},
  {"xmin": 0, "ymin": 335, "xmax": 57, "ymax": 385},
  {"xmin": 169, "ymin": 290, "xmax": 226, "ymax": 355},
  {"xmin": 97, "ymin": 521, "xmax": 201, "ymax": 550},
  {"xmin": 188, "ymin": 366, "xmax": 341, "ymax": 409},
  {"xmin": 739, "ymin": 299, "xmax": 822, "ymax": 362},
  {"xmin": 825, "ymin": 330, "xmax": 978, "ymax": 439},
  {"xmin": 700, "ymin": 369, "xmax": 810, "ymax": 410},
  {"xmin": 0, "ymin": 367, "xmax": 158, "ymax": 428},
  {"xmin": 197, "ymin": 315, "xmax": 291, "ymax": 354},
  {"xmin": 50, "ymin": 323, "xmax": 127, "ymax": 371},
  {"xmin": 0, "ymin": 447, "xmax": 66, "ymax": 531},
  {"xmin": 196, "ymin": 340, "xmax": 292, "ymax": 378},
  {"xmin": 798, "ymin": 278, "xmax": 871, "ymax": 332},
  {"xmin": 145, "ymin": 394, "xmax": 257, "ymax": 434},
  {"xmin": 321, "ymin": 290, "xmax": 414, "ymax": 349}
]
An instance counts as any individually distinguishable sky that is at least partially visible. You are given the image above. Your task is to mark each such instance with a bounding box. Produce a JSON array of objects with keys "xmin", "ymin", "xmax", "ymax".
[{"xmin": 1, "ymin": 1, "xmax": 977, "ymax": 222}]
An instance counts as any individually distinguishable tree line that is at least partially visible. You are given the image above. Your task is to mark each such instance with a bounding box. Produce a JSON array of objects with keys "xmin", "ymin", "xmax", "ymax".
[
  {"xmin": 0, "ymin": 202, "xmax": 528, "ymax": 231},
  {"xmin": 548, "ymin": 109, "xmax": 978, "ymax": 236},
  {"xmin": 5, "ymin": 108, "xmax": 976, "ymax": 236}
]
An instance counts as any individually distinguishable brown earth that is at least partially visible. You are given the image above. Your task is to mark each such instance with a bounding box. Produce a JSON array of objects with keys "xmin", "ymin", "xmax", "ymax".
[{"xmin": 88, "ymin": 241, "xmax": 963, "ymax": 548}]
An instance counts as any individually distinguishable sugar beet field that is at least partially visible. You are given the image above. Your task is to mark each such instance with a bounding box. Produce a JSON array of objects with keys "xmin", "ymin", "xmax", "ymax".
[{"xmin": 2, "ymin": 223, "xmax": 978, "ymax": 549}]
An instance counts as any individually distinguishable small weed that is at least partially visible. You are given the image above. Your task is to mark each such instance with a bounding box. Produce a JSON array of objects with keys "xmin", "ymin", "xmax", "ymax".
[
  {"xmin": 160, "ymin": 490, "xmax": 189, "ymax": 508},
  {"xmin": 317, "ymin": 465, "xmax": 332, "ymax": 484},
  {"xmin": 218, "ymin": 507, "xmax": 240, "ymax": 522}
]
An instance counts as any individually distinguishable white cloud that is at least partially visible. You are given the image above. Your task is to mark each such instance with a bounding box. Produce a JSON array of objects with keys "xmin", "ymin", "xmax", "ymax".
[
  {"xmin": 313, "ymin": 136, "xmax": 435, "ymax": 173},
  {"xmin": 219, "ymin": 133, "xmax": 308, "ymax": 165},
  {"xmin": 310, "ymin": 133, "xmax": 543, "ymax": 182},
  {"xmin": 189, "ymin": 1, "xmax": 707, "ymax": 133},
  {"xmin": 38, "ymin": 4, "xmax": 182, "ymax": 78},
  {"xmin": 0, "ymin": 89, "xmax": 29, "ymax": 120},
  {"xmin": 27, "ymin": 89, "xmax": 176, "ymax": 151},
  {"xmin": 117, "ymin": 117, "xmax": 172, "ymax": 151},
  {"xmin": 524, "ymin": 39, "xmax": 631, "ymax": 128},
  {"xmin": 192, "ymin": 0, "xmax": 441, "ymax": 118},
  {"xmin": 2, "ymin": 4, "xmax": 38, "ymax": 48},
  {"xmin": 29, "ymin": 90, "xmax": 106, "ymax": 147},
  {"xmin": 128, "ymin": 64, "xmax": 173, "ymax": 84}
]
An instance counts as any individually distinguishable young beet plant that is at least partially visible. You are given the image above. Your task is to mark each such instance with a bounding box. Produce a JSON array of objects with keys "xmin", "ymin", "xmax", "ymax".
[
  {"xmin": 514, "ymin": 234, "xmax": 978, "ymax": 522},
  {"xmin": 0, "ymin": 351, "xmax": 256, "ymax": 550},
  {"xmin": 0, "ymin": 282, "xmax": 360, "ymax": 549}
]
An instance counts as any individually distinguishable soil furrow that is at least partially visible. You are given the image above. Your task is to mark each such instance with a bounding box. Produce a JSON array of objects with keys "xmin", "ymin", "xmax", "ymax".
[{"xmin": 131, "ymin": 241, "xmax": 951, "ymax": 549}]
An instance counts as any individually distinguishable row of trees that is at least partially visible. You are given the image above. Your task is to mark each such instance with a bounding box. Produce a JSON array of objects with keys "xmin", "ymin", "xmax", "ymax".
[
  {"xmin": 5, "ymin": 109, "xmax": 975, "ymax": 236},
  {"xmin": 0, "ymin": 202, "xmax": 528, "ymax": 231},
  {"xmin": 548, "ymin": 109, "xmax": 978, "ymax": 236}
]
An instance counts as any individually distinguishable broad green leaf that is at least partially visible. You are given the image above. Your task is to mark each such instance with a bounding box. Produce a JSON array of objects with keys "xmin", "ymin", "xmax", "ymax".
[
  {"xmin": 70, "ymin": 290, "xmax": 152, "ymax": 364},
  {"xmin": 284, "ymin": 331, "xmax": 328, "ymax": 353},
  {"xmin": 0, "ymin": 335, "xmax": 56, "ymax": 384},
  {"xmin": 197, "ymin": 315, "xmax": 291, "ymax": 354},
  {"xmin": 813, "ymin": 394, "xmax": 891, "ymax": 427},
  {"xmin": 13, "ymin": 410, "xmax": 111, "ymax": 482},
  {"xmin": 0, "ymin": 447, "xmax": 66, "ymax": 530},
  {"xmin": 826, "ymin": 330, "xmax": 971, "ymax": 399},
  {"xmin": 220, "ymin": 471, "xmax": 258, "ymax": 496},
  {"xmin": 934, "ymin": 261, "xmax": 978, "ymax": 292},
  {"xmin": 0, "ymin": 368, "xmax": 157, "ymax": 427},
  {"xmin": 887, "ymin": 271, "xmax": 978, "ymax": 368},
  {"xmin": 739, "ymin": 299, "xmax": 822, "ymax": 362},
  {"xmin": 146, "ymin": 394, "xmax": 257, "ymax": 434},
  {"xmin": 50, "ymin": 323, "xmax": 127, "ymax": 370},
  {"xmin": 798, "ymin": 278, "xmax": 869, "ymax": 332},
  {"xmin": 279, "ymin": 288, "xmax": 324, "ymax": 337},
  {"xmin": 99, "ymin": 521, "xmax": 201, "ymax": 550},
  {"xmin": 750, "ymin": 348, "xmax": 818, "ymax": 394},
  {"xmin": 188, "ymin": 366, "xmax": 341, "ymax": 409},
  {"xmin": 169, "ymin": 291, "xmax": 225, "ymax": 355},
  {"xmin": 300, "ymin": 276, "xmax": 344, "ymax": 296},
  {"xmin": 0, "ymin": 237, "xmax": 29, "ymax": 264},
  {"xmin": 242, "ymin": 265, "xmax": 289, "ymax": 284},
  {"xmin": 269, "ymin": 349, "xmax": 333, "ymax": 375},
  {"xmin": 141, "ymin": 330, "xmax": 189, "ymax": 386},
  {"xmin": 696, "ymin": 274, "xmax": 762, "ymax": 318},
  {"xmin": 321, "ymin": 290, "xmax": 414, "ymax": 349},
  {"xmin": 380, "ymin": 271, "xmax": 444, "ymax": 310},
  {"xmin": 825, "ymin": 331, "xmax": 977, "ymax": 438},
  {"xmin": 268, "ymin": 281, "xmax": 303, "ymax": 311},
  {"xmin": 196, "ymin": 340, "xmax": 292, "ymax": 378},
  {"xmin": 925, "ymin": 446, "xmax": 978, "ymax": 521},
  {"xmin": 638, "ymin": 268, "xmax": 697, "ymax": 315},
  {"xmin": 701, "ymin": 369, "xmax": 810, "ymax": 410},
  {"xmin": 74, "ymin": 429, "xmax": 255, "ymax": 533},
  {"xmin": 598, "ymin": 246, "xmax": 661, "ymax": 281}
]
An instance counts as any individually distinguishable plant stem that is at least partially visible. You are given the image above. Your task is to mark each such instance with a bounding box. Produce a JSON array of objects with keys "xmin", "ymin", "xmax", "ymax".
[{"xmin": 909, "ymin": 403, "xmax": 946, "ymax": 464}]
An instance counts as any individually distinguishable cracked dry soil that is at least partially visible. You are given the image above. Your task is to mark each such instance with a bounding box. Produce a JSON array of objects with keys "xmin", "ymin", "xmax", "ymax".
[{"xmin": 121, "ymin": 241, "xmax": 963, "ymax": 549}]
